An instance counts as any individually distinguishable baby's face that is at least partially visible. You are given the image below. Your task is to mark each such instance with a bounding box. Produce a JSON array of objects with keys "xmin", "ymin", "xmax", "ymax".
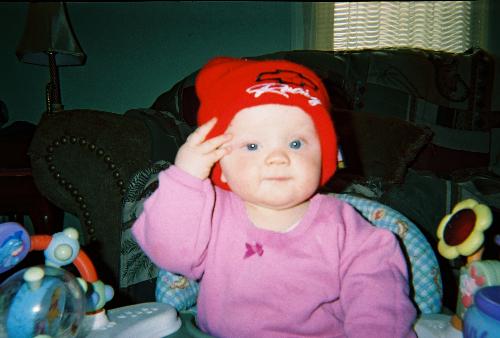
[{"xmin": 219, "ymin": 104, "xmax": 322, "ymax": 210}]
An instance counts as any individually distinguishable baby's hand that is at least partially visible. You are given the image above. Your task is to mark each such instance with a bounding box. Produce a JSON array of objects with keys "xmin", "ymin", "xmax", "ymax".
[{"xmin": 175, "ymin": 117, "xmax": 232, "ymax": 180}]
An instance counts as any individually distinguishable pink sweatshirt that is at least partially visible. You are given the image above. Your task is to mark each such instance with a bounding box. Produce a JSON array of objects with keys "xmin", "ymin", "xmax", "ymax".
[{"xmin": 132, "ymin": 165, "xmax": 417, "ymax": 337}]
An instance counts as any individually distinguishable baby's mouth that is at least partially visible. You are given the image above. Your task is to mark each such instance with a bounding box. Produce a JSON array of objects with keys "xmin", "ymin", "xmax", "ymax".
[{"xmin": 264, "ymin": 176, "xmax": 291, "ymax": 181}]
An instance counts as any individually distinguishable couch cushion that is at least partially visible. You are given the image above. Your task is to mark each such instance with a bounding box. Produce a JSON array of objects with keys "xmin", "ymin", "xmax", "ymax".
[{"xmin": 327, "ymin": 108, "xmax": 433, "ymax": 191}]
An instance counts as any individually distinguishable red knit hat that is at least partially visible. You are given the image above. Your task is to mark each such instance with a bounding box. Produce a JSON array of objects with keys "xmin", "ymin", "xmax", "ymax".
[{"xmin": 196, "ymin": 56, "xmax": 337, "ymax": 190}]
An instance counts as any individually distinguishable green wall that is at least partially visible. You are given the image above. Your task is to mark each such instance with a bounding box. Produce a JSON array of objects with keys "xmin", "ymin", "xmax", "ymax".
[{"xmin": 1, "ymin": 2, "xmax": 295, "ymax": 125}]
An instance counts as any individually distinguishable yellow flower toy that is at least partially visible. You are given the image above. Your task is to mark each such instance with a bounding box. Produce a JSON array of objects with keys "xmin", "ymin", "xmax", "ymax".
[
  {"xmin": 437, "ymin": 198, "xmax": 493, "ymax": 260},
  {"xmin": 435, "ymin": 198, "xmax": 498, "ymax": 331}
]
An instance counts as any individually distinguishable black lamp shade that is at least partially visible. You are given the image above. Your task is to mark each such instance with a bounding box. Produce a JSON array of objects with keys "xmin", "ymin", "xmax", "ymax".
[{"xmin": 16, "ymin": 2, "xmax": 86, "ymax": 67}]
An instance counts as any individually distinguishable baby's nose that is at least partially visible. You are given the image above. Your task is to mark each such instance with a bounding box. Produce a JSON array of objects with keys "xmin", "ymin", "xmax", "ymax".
[{"xmin": 266, "ymin": 149, "xmax": 290, "ymax": 165}]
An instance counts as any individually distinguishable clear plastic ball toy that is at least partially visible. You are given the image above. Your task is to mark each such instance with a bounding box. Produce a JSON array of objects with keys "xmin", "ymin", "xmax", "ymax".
[{"xmin": 0, "ymin": 265, "xmax": 85, "ymax": 338}]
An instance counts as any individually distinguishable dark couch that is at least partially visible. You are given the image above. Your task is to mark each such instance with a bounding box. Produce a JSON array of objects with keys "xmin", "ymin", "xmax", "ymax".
[{"xmin": 27, "ymin": 48, "xmax": 497, "ymax": 309}]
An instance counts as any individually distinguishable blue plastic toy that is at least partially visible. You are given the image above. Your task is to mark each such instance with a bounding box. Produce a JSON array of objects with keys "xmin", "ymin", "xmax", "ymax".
[
  {"xmin": 0, "ymin": 222, "xmax": 113, "ymax": 337},
  {"xmin": 0, "ymin": 222, "xmax": 183, "ymax": 338}
]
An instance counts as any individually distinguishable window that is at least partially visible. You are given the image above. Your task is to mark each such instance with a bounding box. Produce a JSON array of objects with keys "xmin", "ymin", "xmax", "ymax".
[{"xmin": 304, "ymin": 1, "xmax": 485, "ymax": 53}]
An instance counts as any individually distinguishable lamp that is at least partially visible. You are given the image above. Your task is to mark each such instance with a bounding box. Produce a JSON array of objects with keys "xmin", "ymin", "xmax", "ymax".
[{"xmin": 16, "ymin": 2, "xmax": 86, "ymax": 113}]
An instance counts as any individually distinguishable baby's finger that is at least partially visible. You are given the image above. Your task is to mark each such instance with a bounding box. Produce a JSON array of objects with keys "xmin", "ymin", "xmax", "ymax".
[
  {"xmin": 187, "ymin": 117, "xmax": 218, "ymax": 145},
  {"xmin": 199, "ymin": 133, "xmax": 232, "ymax": 154},
  {"xmin": 210, "ymin": 145, "xmax": 232, "ymax": 162}
]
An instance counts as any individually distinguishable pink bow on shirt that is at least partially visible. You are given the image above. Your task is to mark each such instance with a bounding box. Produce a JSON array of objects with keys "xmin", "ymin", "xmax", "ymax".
[{"xmin": 244, "ymin": 242, "xmax": 264, "ymax": 259}]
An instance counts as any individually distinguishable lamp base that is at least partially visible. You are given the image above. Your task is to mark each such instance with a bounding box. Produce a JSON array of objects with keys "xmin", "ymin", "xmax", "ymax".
[
  {"xmin": 51, "ymin": 103, "xmax": 64, "ymax": 112},
  {"xmin": 45, "ymin": 82, "xmax": 64, "ymax": 113}
]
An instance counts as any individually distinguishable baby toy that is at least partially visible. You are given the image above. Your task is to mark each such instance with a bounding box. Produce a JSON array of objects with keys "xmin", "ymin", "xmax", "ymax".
[
  {"xmin": 0, "ymin": 222, "xmax": 182, "ymax": 338},
  {"xmin": 435, "ymin": 198, "xmax": 499, "ymax": 332},
  {"xmin": 0, "ymin": 265, "xmax": 85, "ymax": 338},
  {"xmin": 462, "ymin": 285, "xmax": 500, "ymax": 337},
  {"xmin": 415, "ymin": 198, "xmax": 499, "ymax": 338}
]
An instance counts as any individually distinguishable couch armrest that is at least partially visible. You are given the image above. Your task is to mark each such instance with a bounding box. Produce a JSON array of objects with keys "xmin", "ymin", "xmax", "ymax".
[{"xmin": 28, "ymin": 109, "xmax": 153, "ymax": 298}]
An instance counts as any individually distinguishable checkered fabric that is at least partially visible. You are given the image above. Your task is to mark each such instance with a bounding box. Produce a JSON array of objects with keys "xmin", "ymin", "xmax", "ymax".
[
  {"xmin": 334, "ymin": 193, "xmax": 442, "ymax": 314},
  {"xmin": 155, "ymin": 269, "xmax": 199, "ymax": 311}
]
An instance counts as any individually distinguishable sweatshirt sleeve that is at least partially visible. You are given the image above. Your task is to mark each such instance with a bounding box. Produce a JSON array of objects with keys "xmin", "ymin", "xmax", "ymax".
[
  {"xmin": 131, "ymin": 165, "xmax": 216, "ymax": 280},
  {"xmin": 338, "ymin": 204, "xmax": 417, "ymax": 338}
]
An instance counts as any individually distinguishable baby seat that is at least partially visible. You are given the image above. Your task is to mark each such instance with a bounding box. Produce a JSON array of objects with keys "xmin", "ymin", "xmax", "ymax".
[{"xmin": 334, "ymin": 193, "xmax": 442, "ymax": 314}]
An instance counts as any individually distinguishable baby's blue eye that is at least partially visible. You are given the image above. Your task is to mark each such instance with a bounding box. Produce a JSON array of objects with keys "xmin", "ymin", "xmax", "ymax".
[
  {"xmin": 246, "ymin": 143, "xmax": 258, "ymax": 151},
  {"xmin": 289, "ymin": 140, "xmax": 302, "ymax": 149}
]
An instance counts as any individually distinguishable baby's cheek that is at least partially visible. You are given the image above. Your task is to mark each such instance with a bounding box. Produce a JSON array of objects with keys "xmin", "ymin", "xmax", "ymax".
[{"xmin": 221, "ymin": 161, "xmax": 251, "ymax": 186}]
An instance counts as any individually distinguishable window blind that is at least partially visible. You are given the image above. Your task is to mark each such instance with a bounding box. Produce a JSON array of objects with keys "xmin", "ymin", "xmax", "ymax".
[{"xmin": 316, "ymin": 1, "xmax": 476, "ymax": 53}]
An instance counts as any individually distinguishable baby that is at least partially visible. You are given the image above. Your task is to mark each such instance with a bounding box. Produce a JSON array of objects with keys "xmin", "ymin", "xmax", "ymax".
[{"xmin": 132, "ymin": 57, "xmax": 417, "ymax": 337}]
